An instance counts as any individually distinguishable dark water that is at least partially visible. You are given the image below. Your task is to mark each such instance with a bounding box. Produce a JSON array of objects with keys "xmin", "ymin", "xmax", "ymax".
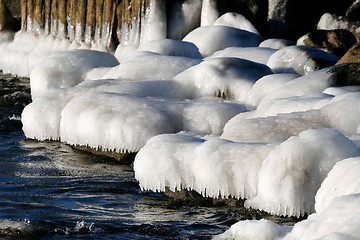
[{"xmin": 0, "ymin": 73, "xmax": 299, "ymax": 239}]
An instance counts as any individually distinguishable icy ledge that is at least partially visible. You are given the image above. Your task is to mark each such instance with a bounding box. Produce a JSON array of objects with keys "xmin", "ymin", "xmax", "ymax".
[{"xmin": 134, "ymin": 128, "xmax": 360, "ymax": 217}]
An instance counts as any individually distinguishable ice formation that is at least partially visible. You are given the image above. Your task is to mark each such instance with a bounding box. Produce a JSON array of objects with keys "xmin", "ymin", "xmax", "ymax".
[{"xmin": 0, "ymin": 3, "xmax": 360, "ymax": 239}]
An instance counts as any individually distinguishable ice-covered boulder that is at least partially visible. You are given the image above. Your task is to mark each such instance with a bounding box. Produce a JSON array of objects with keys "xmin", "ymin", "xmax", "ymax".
[
  {"xmin": 182, "ymin": 26, "xmax": 263, "ymax": 57},
  {"xmin": 259, "ymin": 38, "xmax": 296, "ymax": 49},
  {"xmin": 315, "ymin": 157, "xmax": 360, "ymax": 214},
  {"xmin": 267, "ymin": 45, "xmax": 340, "ymax": 75},
  {"xmin": 135, "ymin": 128, "xmax": 359, "ymax": 217},
  {"xmin": 318, "ymin": 13, "xmax": 360, "ymax": 41},
  {"xmin": 30, "ymin": 50, "xmax": 119, "ymax": 100},
  {"xmin": 297, "ymin": 29, "xmax": 357, "ymax": 57},
  {"xmin": 245, "ymin": 128, "xmax": 360, "ymax": 217},
  {"xmin": 246, "ymin": 73, "xmax": 301, "ymax": 107},
  {"xmin": 22, "ymin": 78, "xmax": 246, "ymax": 153},
  {"xmin": 99, "ymin": 52, "xmax": 202, "ymax": 81},
  {"xmin": 207, "ymin": 47, "xmax": 277, "ymax": 65},
  {"xmin": 134, "ymin": 133, "xmax": 277, "ymax": 199},
  {"xmin": 222, "ymin": 92, "xmax": 360, "ymax": 143},
  {"xmin": 173, "ymin": 57, "xmax": 273, "ymax": 102},
  {"xmin": 136, "ymin": 39, "xmax": 202, "ymax": 59},
  {"xmin": 213, "ymin": 12, "xmax": 260, "ymax": 35}
]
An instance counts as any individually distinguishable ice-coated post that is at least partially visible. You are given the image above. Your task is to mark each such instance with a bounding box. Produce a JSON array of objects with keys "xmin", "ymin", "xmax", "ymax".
[
  {"xmin": 21, "ymin": 0, "xmax": 27, "ymax": 30},
  {"xmin": 86, "ymin": 0, "xmax": 95, "ymax": 43},
  {"xmin": 76, "ymin": 0, "xmax": 86, "ymax": 42}
]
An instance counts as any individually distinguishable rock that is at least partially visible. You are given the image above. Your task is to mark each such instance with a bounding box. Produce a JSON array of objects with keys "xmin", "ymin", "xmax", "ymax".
[
  {"xmin": 336, "ymin": 42, "xmax": 360, "ymax": 64},
  {"xmin": 73, "ymin": 145, "xmax": 136, "ymax": 164},
  {"xmin": 331, "ymin": 62, "xmax": 360, "ymax": 86},
  {"xmin": 0, "ymin": 0, "xmax": 20, "ymax": 32},
  {"xmin": 299, "ymin": 29, "xmax": 357, "ymax": 57},
  {"xmin": 268, "ymin": 0, "xmax": 354, "ymax": 40},
  {"xmin": 346, "ymin": 0, "xmax": 360, "ymax": 22},
  {"xmin": 317, "ymin": 13, "xmax": 360, "ymax": 41}
]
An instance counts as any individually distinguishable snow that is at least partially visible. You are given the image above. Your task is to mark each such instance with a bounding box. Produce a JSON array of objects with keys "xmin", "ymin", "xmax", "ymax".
[{"xmin": 1, "ymin": 7, "xmax": 360, "ymax": 240}]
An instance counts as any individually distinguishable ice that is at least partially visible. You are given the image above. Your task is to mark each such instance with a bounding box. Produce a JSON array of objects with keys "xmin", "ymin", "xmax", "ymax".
[
  {"xmin": 247, "ymin": 73, "xmax": 301, "ymax": 106},
  {"xmin": 135, "ymin": 128, "xmax": 359, "ymax": 217},
  {"xmin": 30, "ymin": 50, "xmax": 119, "ymax": 100},
  {"xmin": 315, "ymin": 157, "xmax": 360, "ymax": 213},
  {"xmin": 267, "ymin": 45, "xmax": 340, "ymax": 75},
  {"xmin": 222, "ymin": 93, "xmax": 360, "ymax": 143},
  {"xmin": 259, "ymin": 38, "xmax": 296, "ymax": 49},
  {"xmin": 99, "ymin": 52, "xmax": 202, "ymax": 81},
  {"xmin": 213, "ymin": 219, "xmax": 290, "ymax": 240},
  {"xmin": 258, "ymin": 66, "xmax": 339, "ymax": 105},
  {"xmin": 23, "ymin": 78, "xmax": 246, "ymax": 152},
  {"xmin": 200, "ymin": 0, "xmax": 218, "ymax": 26},
  {"xmin": 182, "ymin": 26, "xmax": 263, "ymax": 57},
  {"xmin": 140, "ymin": 0, "xmax": 167, "ymax": 44},
  {"xmin": 173, "ymin": 57, "xmax": 273, "ymax": 102},
  {"xmin": 207, "ymin": 47, "xmax": 277, "ymax": 65},
  {"xmin": 214, "ymin": 12, "xmax": 260, "ymax": 35},
  {"xmin": 134, "ymin": 133, "xmax": 277, "ymax": 198},
  {"xmin": 136, "ymin": 39, "xmax": 202, "ymax": 58},
  {"xmin": 167, "ymin": 0, "xmax": 202, "ymax": 40}
]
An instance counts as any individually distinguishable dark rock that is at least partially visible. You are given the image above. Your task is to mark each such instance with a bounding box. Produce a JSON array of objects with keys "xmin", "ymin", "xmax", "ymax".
[
  {"xmin": 336, "ymin": 42, "xmax": 360, "ymax": 65},
  {"xmin": 301, "ymin": 29, "xmax": 357, "ymax": 57},
  {"xmin": 0, "ymin": 0, "xmax": 21, "ymax": 32},
  {"xmin": 346, "ymin": 0, "xmax": 360, "ymax": 22},
  {"xmin": 268, "ymin": 0, "xmax": 354, "ymax": 40},
  {"xmin": 72, "ymin": 145, "xmax": 136, "ymax": 164},
  {"xmin": 331, "ymin": 62, "xmax": 360, "ymax": 86}
]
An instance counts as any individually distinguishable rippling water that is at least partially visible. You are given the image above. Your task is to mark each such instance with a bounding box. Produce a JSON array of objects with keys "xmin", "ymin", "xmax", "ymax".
[{"xmin": 0, "ymin": 73, "xmax": 299, "ymax": 239}]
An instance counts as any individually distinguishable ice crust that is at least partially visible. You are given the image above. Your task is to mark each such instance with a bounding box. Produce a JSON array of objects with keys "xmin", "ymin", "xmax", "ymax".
[{"xmin": 0, "ymin": 6, "xmax": 360, "ymax": 239}]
